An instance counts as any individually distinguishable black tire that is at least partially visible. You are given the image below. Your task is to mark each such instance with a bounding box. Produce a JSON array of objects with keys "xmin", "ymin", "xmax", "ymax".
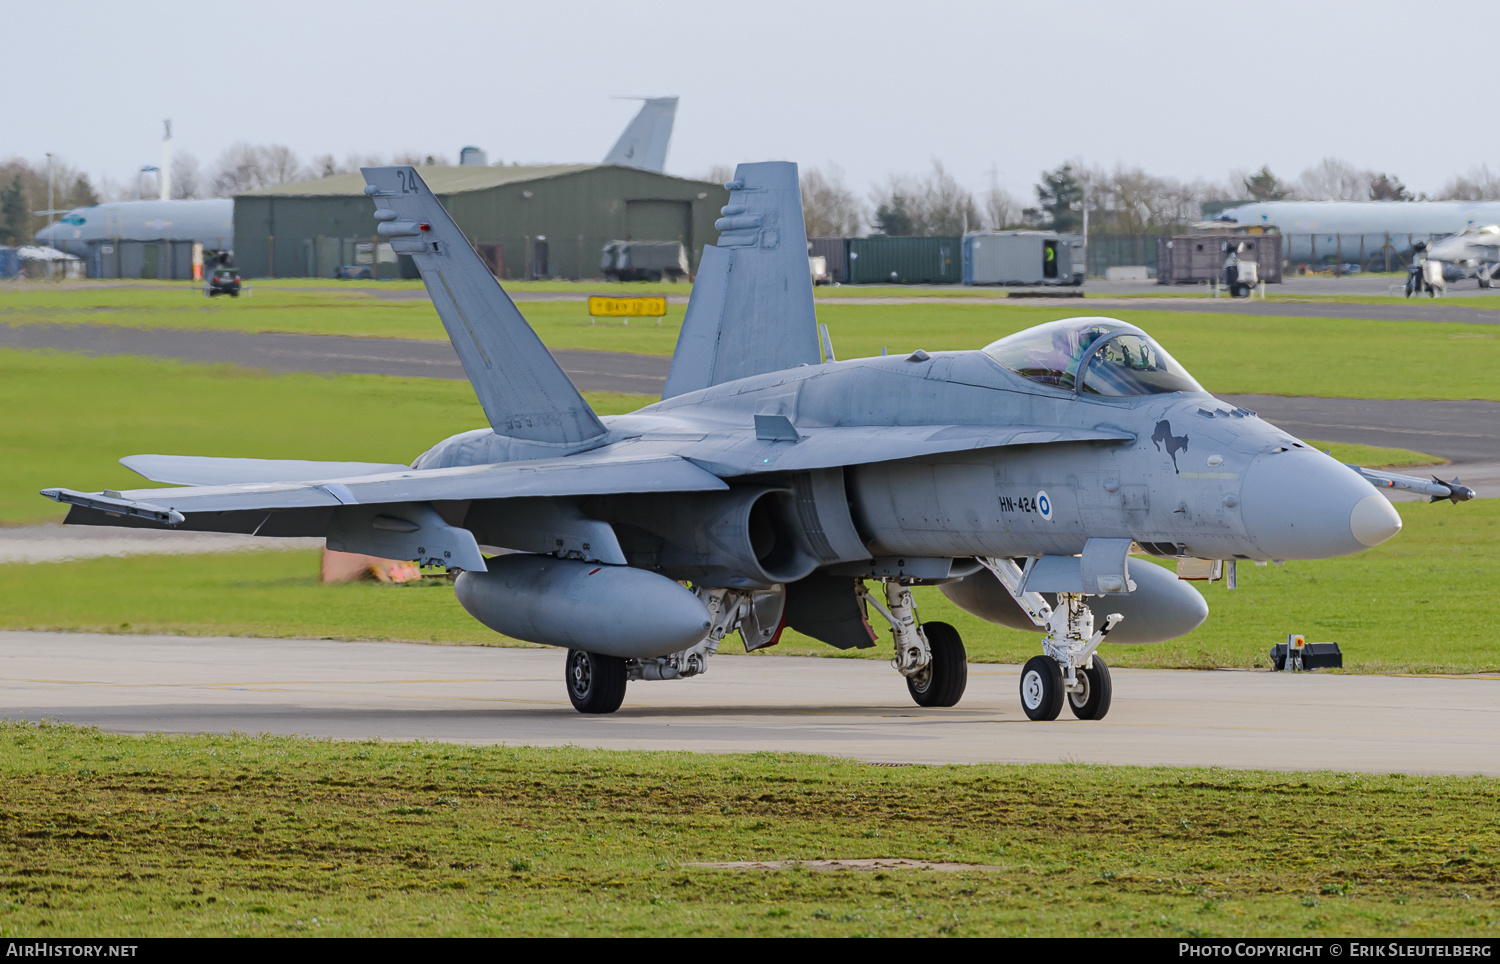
[
  {"xmin": 906, "ymin": 621, "xmax": 968, "ymax": 707},
  {"xmin": 565, "ymin": 649, "xmax": 627, "ymax": 714},
  {"xmin": 1067, "ymin": 656, "xmax": 1113, "ymax": 720},
  {"xmin": 1020, "ymin": 655, "xmax": 1064, "ymax": 721},
  {"xmin": 230, "ymin": 290, "xmax": 239, "ymax": 298}
]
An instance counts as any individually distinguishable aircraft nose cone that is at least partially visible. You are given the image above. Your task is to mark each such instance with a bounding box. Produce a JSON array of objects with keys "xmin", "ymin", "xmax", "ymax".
[
  {"xmin": 1239, "ymin": 448, "xmax": 1402, "ymax": 559},
  {"xmin": 1350, "ymin": 492, "xmax": 1402, "ymax": 547}
]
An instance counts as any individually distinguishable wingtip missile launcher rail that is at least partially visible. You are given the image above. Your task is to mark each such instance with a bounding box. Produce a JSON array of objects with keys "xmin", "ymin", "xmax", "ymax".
[{"xmin": 1349, "ymin": 465, "xmax": 1476, "ymax": 504}]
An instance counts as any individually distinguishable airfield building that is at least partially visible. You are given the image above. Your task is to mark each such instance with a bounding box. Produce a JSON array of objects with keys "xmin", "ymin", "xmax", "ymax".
[{"xmin": 233, "ymin": 165, "xmax": 727, "ymax": 281}]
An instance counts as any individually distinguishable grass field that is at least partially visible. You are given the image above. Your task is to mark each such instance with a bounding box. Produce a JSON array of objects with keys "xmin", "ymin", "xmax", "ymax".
[
  {"xmin": 0, "ymin": 722, "xmax": 1494, "ymax": 937},
  {"xmin": 4, "ymin": 284, "xmax": 1499, "ymax": 400},
  {"xmin": 3, "ymin": 497, "xmax": 1494, "ymax": 674}
]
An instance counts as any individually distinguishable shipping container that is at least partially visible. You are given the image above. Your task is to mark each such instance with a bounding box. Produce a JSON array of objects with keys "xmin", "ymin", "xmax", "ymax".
[
  {"xmin": 1156, "ymin": 233, "xmax": 1283, "ymax": 285},
  {"xmin": 808, "ymin": 237, "xmax": 848, "ymax": 282},
  {"xmin": 845, "ymin": 236, "xmax": 961, "ymax": 285},
  {"xmin": 963, "ymin": 231, "xmax": 1084, "ymax": 285}
]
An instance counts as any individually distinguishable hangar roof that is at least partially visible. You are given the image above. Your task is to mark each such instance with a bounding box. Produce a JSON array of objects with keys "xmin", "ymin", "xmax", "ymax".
[{"xmin": 239, "ymin": 164, "xmax": 603, "ymax": 198}]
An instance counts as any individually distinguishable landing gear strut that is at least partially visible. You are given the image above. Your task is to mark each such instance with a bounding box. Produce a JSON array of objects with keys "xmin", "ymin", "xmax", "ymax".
[
  {"xmin": 858, "ymin": 579, "xmax": 968, "ymax": 707},
  {"xmin": 565, "ymin": 587, "xmax": 787, "ymax": 715},
  {"xmin": 977, "ymin": 558, "xmax": 1122, "ymax": 721}
]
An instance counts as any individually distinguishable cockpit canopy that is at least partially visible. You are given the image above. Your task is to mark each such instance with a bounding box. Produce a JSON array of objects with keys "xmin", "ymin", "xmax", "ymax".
[{"xmin": 982, "ymin": 318, "xmax": 1204, "ymax": 397}]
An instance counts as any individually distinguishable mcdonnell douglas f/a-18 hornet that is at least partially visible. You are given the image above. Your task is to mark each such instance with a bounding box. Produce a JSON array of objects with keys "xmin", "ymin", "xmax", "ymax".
[{"xmin": 43, "ymin": 163, "xmax": 1476, "ymax": 721}]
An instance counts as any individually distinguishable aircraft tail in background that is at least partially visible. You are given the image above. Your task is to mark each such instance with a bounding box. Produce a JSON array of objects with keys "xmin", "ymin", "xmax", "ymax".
[{"xmin": 602, "ymin": 97, "xmax": 678, "ymax": 173}]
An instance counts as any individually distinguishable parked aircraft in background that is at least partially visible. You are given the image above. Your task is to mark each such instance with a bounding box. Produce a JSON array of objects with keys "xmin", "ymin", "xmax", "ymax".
[
  {"xmin": 33, "ymin": 198, "xmax": 233, "ymax": 256},
  {"xmin": 1427, "ymin": 225, "xmax": 1500, "ymax": 286},
  {"xmin": 603, "ymin": 97, "xmax": 677, "ymax": 173},
  {"xmin": 42, "ymin": 163, "xmax": 1472, "ymax": 723},
  {"xmin": 1216, "ymin": 199, "xmax": 1500, "ymax": 266}
]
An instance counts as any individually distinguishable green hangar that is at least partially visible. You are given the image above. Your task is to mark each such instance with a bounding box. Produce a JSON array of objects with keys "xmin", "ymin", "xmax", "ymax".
[{"xmin": 233, "ymin": 165, "xmax": 728, "ymax": 280}]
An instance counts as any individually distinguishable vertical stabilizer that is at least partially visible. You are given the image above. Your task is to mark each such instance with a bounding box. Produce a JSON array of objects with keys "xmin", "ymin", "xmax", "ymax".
[
  {"xmin": 360, "ymin": 167, "xmax": 605, "ymax": 447},
  {"xmin": 603, "ymin": 97, "xmax": 677, "ymax": 173},
  {"xmin": 663, "ymin": 162, "xmax": 820, "ymax": 399}
]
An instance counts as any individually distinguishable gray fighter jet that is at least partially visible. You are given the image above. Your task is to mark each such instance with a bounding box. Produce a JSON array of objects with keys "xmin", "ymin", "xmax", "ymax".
[{"xmin": 42, "ymin": 163, "xmax": 1475, "ymax": 721}]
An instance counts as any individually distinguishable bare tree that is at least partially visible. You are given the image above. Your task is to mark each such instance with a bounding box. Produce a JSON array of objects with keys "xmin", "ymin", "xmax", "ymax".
[
  {"xmin": 871, "ymin": 161, "xmax": 980, "ymax": 236},
  {"xmin": 390, "ymin": 151, "xmax": 451, "ymax": 168},
  {"xmin": 801, "ymin": 164, "xmax": 863, "ymax": 237},
  {"xmin": 309, "ymin": 153, "xmax": 339, "ymax": 179},
  {"xmin": 1298, "ymin": 157, "xmax": 1371, "ymax": 201},
  {"xmin": 983, "ymin": 180, "xmax": 1020, "ymax": 230},
  {"xmin": 211, "ymin": 143, "xmax": 271, "ymax": 196},
  {"xmin": 262, "ymin": 145, "xmax": 305, "ymax": 184},
  {"xmin": 209, "ymin": 143, "xmax": 311, "ymax": 196},
  {"xmin": 1438, "ymin": 164, "xmax": 1500, "ymax": 200},
  {"xmin": 171, "ymin": 151, "xmax": 203, "ymax": 199},
  {"xmin": 702, "ymin": 164, "xmax": 735, "ymax": 186}
]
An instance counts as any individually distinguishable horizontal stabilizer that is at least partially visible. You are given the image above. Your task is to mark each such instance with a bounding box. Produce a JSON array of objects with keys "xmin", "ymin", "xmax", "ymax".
[
  {"xmin": 122, "ymin": 455, "xmax": 410, "ymax": 487},
  {"xmin": 45, "ymin": 453, "xmax": 727, "ymax": 521},
  {"xmin": 361, "ymin": 166, "xmax": 605, "ymax": 447},
  {"xmin": 663, "ymin": 162, "xmax": 820, "ymax": 399}
]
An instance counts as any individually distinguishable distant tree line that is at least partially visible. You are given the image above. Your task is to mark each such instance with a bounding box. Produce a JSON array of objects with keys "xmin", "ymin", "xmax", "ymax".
[
  {"xmin": 789, "ymin": 158, "xmax": 1500, "ymax": 240},
  {"xmin": 9, "ymin": 143, "xmax": 1500, "ymax": 249}
]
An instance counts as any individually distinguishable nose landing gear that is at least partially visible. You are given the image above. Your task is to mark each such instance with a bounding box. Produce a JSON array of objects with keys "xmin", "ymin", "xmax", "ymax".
[{"xmin": 977, "ymin": 557, "xmax": 1123, "ymax": 722}]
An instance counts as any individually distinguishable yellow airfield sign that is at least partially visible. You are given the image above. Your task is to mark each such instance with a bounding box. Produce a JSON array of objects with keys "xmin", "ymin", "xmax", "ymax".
[{"xmin": 588, "ymin": 296, "xmax": 668, "ymax": 325}]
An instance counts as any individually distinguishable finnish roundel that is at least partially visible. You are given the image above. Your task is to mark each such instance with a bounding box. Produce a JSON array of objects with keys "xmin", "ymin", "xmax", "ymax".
[{"xmin": 1037, "ymin": 490, "xmax": 1053, "ymax": 521}]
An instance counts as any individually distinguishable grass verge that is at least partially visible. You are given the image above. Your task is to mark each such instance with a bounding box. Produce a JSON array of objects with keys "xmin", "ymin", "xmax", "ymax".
[
  {"xmin": 0, "ymin": 722, "xmax": 1493, "ymax": 937},
  {"xmin": 1303, "ymin": 440, "xmax": 1445, "ymax": 469},
  {"xmin": 3, "ymin": 498, "xmax": 1496, "ymax": 674}
]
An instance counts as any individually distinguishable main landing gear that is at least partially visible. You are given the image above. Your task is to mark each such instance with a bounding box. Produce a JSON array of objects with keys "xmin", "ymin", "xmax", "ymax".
[
  {"xmin": 977, "ymin": 557, "xmax": 1122, "ymax": 722},
  {"xmin": 563, "ymin": 577, "xmax": 972, "ymax": 715},
  {"xmin": 563, "ymin": 586, "xmax": 786, "ymax": 715},
  {"xmin": 857, "ymin": 579, "xmax": 968, "ymax": 707}
]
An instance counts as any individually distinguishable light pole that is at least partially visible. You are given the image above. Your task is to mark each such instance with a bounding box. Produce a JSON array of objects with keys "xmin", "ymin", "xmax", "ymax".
[{"xmin": 1080, "ymin": 176, "xmax": 1089, "ymax": 279}]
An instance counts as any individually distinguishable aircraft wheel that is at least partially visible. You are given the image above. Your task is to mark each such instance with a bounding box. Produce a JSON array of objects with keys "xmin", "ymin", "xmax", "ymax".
[
  {"xmin": 1067, "ymin": 657, "xmax": 1113, "ymax": 721},
  {"xmin": 565, "ymin": 649, "xmax": 627, "ymax": 714},
  {"xmin": 1020, "ymin": 655, "xmax": 1064, "ymax": 721},
  {"xmin": 906, "ymin": 621, "xmax": 967, "ymax": 707}
]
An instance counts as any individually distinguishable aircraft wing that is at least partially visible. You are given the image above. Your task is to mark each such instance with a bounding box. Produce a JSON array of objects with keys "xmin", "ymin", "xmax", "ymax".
[
  {"xmin": 681, "ymin": 423, "xmax": 1136, "ymax": 477},
  {"xmin": 121, "ymin": 455, "xmax": 413, "ymax": 486},
  {"xmin": 43, "ymin": 453, "xmax": 728, "ymax": 519}
]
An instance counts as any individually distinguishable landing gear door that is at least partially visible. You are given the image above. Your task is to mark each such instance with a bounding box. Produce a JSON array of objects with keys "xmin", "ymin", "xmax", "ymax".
[{"xmin": 740, "ymin": 587, "xmax": 787, "ymax": 652}]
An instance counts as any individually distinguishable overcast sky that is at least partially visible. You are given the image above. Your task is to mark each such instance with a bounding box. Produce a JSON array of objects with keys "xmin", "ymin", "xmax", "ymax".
[{"xmin": 9, "ymin": 0, "xmax": 1494, "ymax": 201}]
